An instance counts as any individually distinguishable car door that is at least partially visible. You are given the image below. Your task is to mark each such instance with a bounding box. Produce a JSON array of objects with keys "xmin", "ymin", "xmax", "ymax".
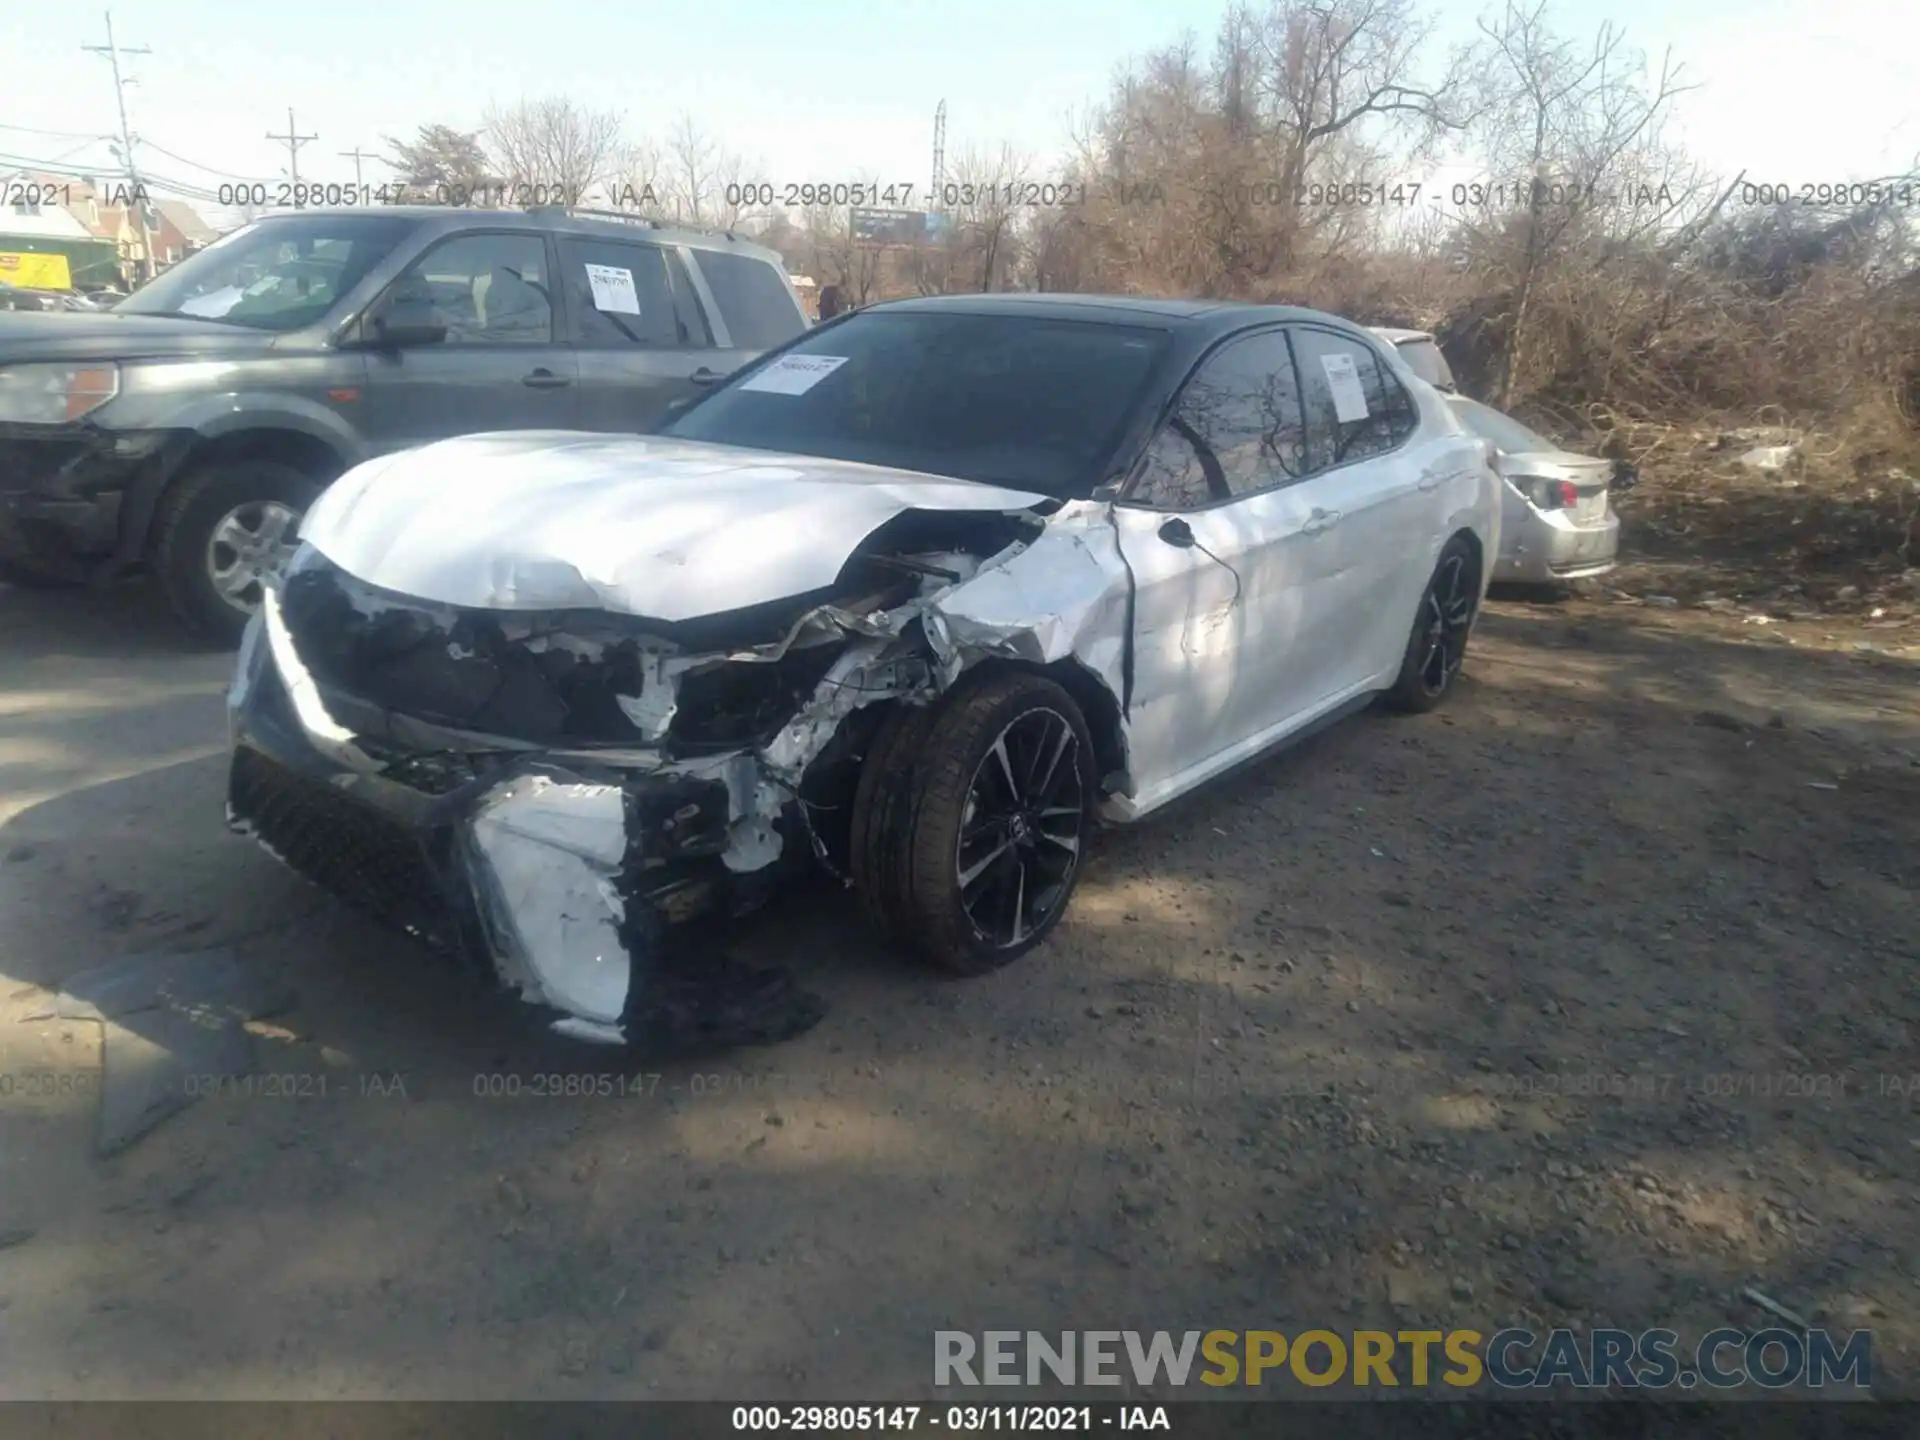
[
  {"xmin": 358, "ymin": 230, "xmax": 577, "ymax": 453},
  {"xmin": 1287, "ymin": 325, "xmax": 1440, "ymax": 691},
  {"xmin": 554, "ymin": 236, "xmax": 721, "ymax": 433},
  {"xmin": 681, "ymin": 245, "xmax": 808, "ymax": 383},
  {"xmin": 1111, "ymin": 328, "xmax": 1357, "ymax": 805}
]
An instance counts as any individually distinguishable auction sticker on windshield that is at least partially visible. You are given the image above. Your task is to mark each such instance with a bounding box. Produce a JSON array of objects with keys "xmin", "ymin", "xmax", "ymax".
[
  {"xmin": 584, "ymin": 264, "xmax": 640, "ymax": 315},
  {"xmin": 739, "ymin": 354, "xmax": 850, "ymax": 396}
]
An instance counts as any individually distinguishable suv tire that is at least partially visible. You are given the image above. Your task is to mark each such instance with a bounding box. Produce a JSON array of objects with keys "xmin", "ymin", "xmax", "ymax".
[
  {"xmin": 152, "ymin": 459, "xmax": 321, "ymax": 645},
  {"xmin": 851, "ymin": 670, "xmax": 1096, "ymax": 976}
]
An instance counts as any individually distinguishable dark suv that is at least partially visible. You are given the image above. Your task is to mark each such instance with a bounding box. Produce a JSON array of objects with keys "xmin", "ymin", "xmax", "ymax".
[{"xmin": 0, "ymin": 207, "xmax": 807, "ymax": 641}]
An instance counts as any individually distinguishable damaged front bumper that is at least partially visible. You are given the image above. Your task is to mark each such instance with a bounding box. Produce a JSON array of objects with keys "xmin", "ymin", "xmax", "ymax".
[
  {"xmin": 225, "ymin": 586, "xmax": 823, "ymax": 1045},
  {"xmin": 1, "ymin": 423, "xmax": 190, "ymax": 580}
]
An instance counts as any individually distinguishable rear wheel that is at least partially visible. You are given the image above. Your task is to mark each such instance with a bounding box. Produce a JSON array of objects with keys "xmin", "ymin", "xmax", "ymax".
[
  {"xmin": 851, "ymin": 671, "xmax": 1096, "ymax": 976},
  {"xmin": 1384, "ymin": 536, "xmax": 1480, "ymax": 713},
  {"xmin": 152, "ymin": 460, "xmax": 320, "ymax": 645}
]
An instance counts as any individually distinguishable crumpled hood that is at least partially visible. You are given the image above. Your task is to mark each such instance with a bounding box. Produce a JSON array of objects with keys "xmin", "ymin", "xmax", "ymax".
[{"xmin": 299, "ymin": 432, "xmax": 1050, "ymax": 620}]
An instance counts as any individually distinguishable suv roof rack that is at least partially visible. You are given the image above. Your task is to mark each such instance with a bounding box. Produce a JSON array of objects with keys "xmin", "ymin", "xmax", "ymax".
[{"xmin": 527, "ymin": 204, "xmax": 741, "ymax": 243}]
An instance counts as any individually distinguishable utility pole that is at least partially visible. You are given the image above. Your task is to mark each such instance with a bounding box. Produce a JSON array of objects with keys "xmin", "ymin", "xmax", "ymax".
[
  {"xmin": 267, "ymin": 108, "xmax": 318, "ymax": 185},
  {"xmin": 338, "ymin": 144, "xmax": 376, "ymax": 191},
  {"xmin": 82, "ymin": 10, "xmax": 153, "ymax": 285}
]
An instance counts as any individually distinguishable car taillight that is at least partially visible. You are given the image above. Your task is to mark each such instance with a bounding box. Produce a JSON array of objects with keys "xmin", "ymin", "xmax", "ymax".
[{"xmin": 1530, "ymin": 479, "xmax": 1579, "ymax": 510}]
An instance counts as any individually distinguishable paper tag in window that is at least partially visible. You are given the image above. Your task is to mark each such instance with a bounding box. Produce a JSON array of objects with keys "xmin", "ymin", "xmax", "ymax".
[
  {"xmin": 1319, "ymin": 352, "xmax": 1370, "ymax": 423},
  {"xmin": 584, "ymin": 264, "xmax": 640, "ymax": 315},
  {"xmin": 738, "ymin": 354, "xmax": 849, "ymax": 396}
]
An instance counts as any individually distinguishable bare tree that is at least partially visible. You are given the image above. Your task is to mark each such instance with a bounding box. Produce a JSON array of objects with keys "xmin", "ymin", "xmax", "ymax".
[
  {"xmin": 612, "ymin": 140, "xmax": 667, "ymax": 216},
  {"xmin": 908, "ymin": 146, "xmax": 1031, "ymax": 295},
  {"xmin": 659, "ymin": 115, "xmax": 756, "ymax": 230},
  {"xmin": 1046, "ymin": 2, "xmax": 1470, "ymax": 298},
  {"xmin": 1468, "ymin": 2, "xmax": 1693, "ymax": 402},
  {"xmin": 800, "ymin": 187, "xmax": 887, "ymax": 305},
  {"xmin": 483, "ymin": 98, "xmax": 624, "ymax": 203}
]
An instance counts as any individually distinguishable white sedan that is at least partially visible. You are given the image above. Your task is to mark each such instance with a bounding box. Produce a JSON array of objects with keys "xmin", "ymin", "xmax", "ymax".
[{"xmin": 227, "ymin": 296, "xmax": 1501, "ymax": 1042}]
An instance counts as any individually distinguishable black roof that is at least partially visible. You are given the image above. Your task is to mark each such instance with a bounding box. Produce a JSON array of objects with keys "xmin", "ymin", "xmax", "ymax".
[
  {"xmin": 866, "ymin": 290, "xmax": 1368, "ymax": 340},
  {"xmin": 249, "ymin": 206, "xmax": 782, "ymax": 259}
]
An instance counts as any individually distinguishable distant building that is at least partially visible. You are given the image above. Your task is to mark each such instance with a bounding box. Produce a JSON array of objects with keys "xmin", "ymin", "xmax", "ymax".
[
  {"xmin": 10, "ymin": 176, "xmax": 218, "ymax": 285},
  {"xmin": 152, "ymin": 199, "xmax": 219, "ymax": 264},
  {"xmin": 0, "ymin": 175, "xmax": 120, "ymax": 288}
]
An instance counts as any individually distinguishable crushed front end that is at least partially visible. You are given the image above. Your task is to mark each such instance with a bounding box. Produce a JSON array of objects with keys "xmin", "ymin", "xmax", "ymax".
[{"xmin": 224, "ymin": 507, "xmax": 1084, "ymax": 1043}]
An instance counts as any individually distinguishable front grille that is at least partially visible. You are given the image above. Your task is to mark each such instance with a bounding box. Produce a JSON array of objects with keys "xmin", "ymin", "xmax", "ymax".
[{"xmin": 230, "ymin": 748, "xmax": 459, "ymax": 952}]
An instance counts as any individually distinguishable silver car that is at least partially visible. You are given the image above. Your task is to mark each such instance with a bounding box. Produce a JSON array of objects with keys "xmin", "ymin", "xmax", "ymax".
[
  {"xmin": 1371, "ymin": 328, "xmax": 1623, "ymax": 583},
  {"xmin": 1447, "ymin": 396, "xmax": 1622, "ymax": 583},
  {"xmin": 1371, "ymin": 327, "xmax": 1457, "ymax": 393}
]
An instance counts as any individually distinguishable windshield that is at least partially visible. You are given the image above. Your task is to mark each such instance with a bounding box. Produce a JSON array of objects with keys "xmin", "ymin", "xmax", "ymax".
[
  {"xmin": 119, "ymin": 214, "xmax": 417, "ymax": 331},
  {"xmin": 1451, "ymin": 396, "xmax": 1559, "ymax": 455},
  {"xmin": 662, "ymin": 309, "xmax": 1170, "ymax": 497},
  {"xmin": 1394, "ymin": 336, "xmax": 1456, "ymax": 391}
]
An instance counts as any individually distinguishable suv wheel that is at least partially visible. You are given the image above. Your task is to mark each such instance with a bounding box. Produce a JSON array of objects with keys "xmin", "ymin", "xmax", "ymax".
[
  {"xmin": 851, "ymin": 670, "xmax": 1096, "ymax": 976},
  {"xmin": 152, "ymin": 460, "xmax": 320, "ymax": 644}
]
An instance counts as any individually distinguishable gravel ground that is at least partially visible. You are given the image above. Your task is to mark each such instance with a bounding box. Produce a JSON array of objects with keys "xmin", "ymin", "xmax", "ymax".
[{"xmin": 0, "ymin": 578, "xmax": 1915, "ymax": 1401}]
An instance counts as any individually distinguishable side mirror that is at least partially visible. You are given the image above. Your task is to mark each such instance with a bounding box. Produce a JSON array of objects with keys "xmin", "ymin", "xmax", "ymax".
[
  {"xmin": 1158, "ymin": 517, "xmax": 1196, "ymax": 548},
  {"xmin": 358, "ymin": 294, "xmax": 447, "ymax": 349}
]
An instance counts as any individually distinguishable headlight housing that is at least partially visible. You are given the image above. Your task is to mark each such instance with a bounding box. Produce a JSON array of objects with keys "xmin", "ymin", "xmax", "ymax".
[{"xmin": 0, "ymin": 363, "xmax": 120, "ymax": 423}]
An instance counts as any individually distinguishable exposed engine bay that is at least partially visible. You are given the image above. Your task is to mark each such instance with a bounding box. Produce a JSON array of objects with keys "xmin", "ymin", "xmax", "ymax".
[{"xmin": 226, "ymin": 482, "xmax": 1132, "ymax": 1048}]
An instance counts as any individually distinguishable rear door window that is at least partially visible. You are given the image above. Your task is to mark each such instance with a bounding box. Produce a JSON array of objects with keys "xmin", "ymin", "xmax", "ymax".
[
  {"xmin": 691, "ymin": 250, "xmax": 804, "ymax": 350},
  {"xmin": 557, "ymin": 239, "xmax": 685, "ymax": 346},
  {"xmin": 1290, "ymin": 328, "xmax": 1419, "ymax": 471}
]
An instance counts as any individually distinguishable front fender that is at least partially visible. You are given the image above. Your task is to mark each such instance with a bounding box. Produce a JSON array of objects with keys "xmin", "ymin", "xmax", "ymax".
[{"xmin": 101, "ymin": 394, "xmax": 364, "ymax": 573}]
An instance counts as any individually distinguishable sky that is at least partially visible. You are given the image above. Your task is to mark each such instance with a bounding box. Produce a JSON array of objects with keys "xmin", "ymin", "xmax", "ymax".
[{"xmin": 4, "ymin": 0, "xmax": 1915, "ymax": 229}]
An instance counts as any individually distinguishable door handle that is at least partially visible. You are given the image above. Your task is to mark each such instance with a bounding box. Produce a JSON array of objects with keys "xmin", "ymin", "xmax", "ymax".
[
  {"xmin": 689, "ymin": 366, "xmax": 723, "ymax": 387},
  {"xmin": 1301, "ymin": 508, "xmax": 1342, "ymax": 535},
  {"xmin": 522, "ymin": 368, "xmax": 571, "ymax": 389}
]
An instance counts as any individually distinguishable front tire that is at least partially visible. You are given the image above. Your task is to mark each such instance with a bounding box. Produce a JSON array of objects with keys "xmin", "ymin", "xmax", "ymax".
[
  {"xmin": 1384, "ymin": 535, "xmax": 1480, "ymax": 713},
  {"xmin": 152, "ymin": 460, "xmax": 320, "ymax": 645},
  {"xmin": 851, "ymin": 670, "xmax": 1096, "ymax": 976}
]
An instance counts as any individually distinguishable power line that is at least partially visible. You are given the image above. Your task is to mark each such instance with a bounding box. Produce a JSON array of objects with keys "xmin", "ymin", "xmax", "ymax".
[
  {"xmin": 0, "ymin": 138, "xmax": 119, "ymax": 172},
  {"xmin": 81, "ymin": 9, "xmax": 155, "ymax": 281},
  {"xmin": 266, "ymin": 108, "xmax": 317, "ymax": 184},
  {"xmin": 339, "ymin": 144, "xmax": 379, "ymax": 188},
  {"xmin": 137, "ymin": 137, "xmax": 274, "ymax": 183},
  {"xmin": 0, "ymin": 151, "xmax": 225, "ymax": 206},
  {"xmin": 0, "ymin": 122, "xmax": 118, "ymax": 141}
]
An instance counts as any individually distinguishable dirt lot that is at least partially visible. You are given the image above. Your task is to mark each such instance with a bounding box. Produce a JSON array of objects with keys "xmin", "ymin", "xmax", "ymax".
[{"xmin": 1, "ymin": 562, "xmax": 1916, "ymax": 1401}]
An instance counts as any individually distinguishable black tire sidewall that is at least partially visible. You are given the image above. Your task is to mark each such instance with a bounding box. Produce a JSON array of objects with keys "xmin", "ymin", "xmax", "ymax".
[
  {"xmin": 905, "ymin": 673, "xmax": 1098, "ymax": 974},
  {"xmin": 154, "ymin": 460, "xmax": 320, "ymax": 644},
  {"xmin": 1387, "ymin": 537, "xmax": 1479, "ymax": 713}
]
